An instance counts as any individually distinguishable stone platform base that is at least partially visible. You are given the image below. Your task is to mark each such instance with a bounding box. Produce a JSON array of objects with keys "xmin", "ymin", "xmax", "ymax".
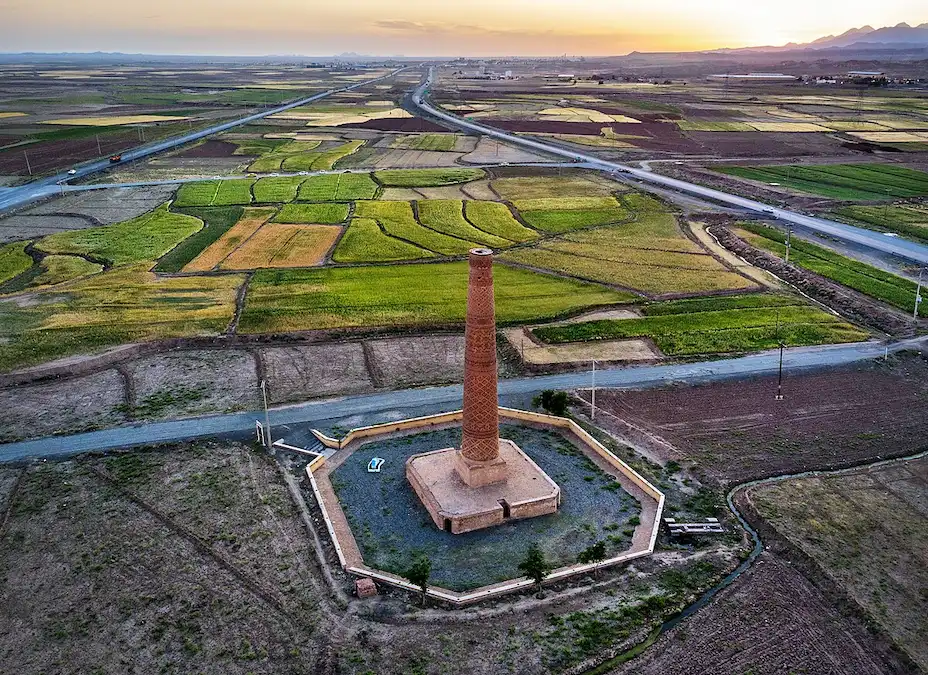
[{"xmin": 406, "ymin": 439, "xmax": 560, "ymax": 534}]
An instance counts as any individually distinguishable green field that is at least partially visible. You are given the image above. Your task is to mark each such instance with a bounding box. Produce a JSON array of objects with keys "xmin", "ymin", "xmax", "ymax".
[
  {"xmin": 833, "ymin": 204, "xmax": 928, "ymax": 244},
  {"xmin": 715, "ymin": 164, "xmax": 928, "ymax": 201},
  {"xmin": 297, "ymin": 173, "xmax": 379, "ymax": 201},
  {"xmin": 492, "ymin": 175, "xmax": 620, "ymax": 200},
  {"xmin": 28, "ymin": 255, "xmax": 103, "ymax": 288},
  {"xmin": 273, "ymin": 203, "xmax": 349, "ymax": 224},
  {"xmin": 374, "ymin": 168, "xmax": 485, "ymax": 187},
  {"xmin": 533, "ymin": 294, "xmax": 867, "ymax": 355},
  {"xmin": 676, "ymin": 120, "xmax": 755, "ymax": 132},
  {"xmin": 464, "ymin": 201, "xmax": 539, "ymax": 242},
  {"xmin": 253, "ymin": 176, "xmax": 306, "ymax": 203},
  {"xmin": 354, "ymin": 201, "xmax": 477, "ymax": 255},
  {"xmin": 736, "ymin": 222, "xmax": 925, "ymax": 317},
  {"xmin": 502, "ymin": 211, "xmax": 753, "ymax": 295},
  {"xmin": 174, "ymin": 179, "xmax": 255, "ymax": 207},
  {"xmin": 514, "ymin": 197, "xmax": 631, "ymax": 234},
  {"xmin": 246, "ymin": 140, "xmax": 323, "ymax": 172},
  {"xmin": 239, "ymin": 262, "xmax": 632, "ymax": 333},
  {"xmin": 332, "ymin": 218, "xmax": 433, "ymax": 263},
  {"xmin": 417, "ymin": 200, "xmax": 513, "ymax": 249},
  {"xmin": 0, "ymin": 241, "xmax": 33, "ymax": 286},
  {"xmin": 395, "ymin": 134, "xmax": 457, "ymax": 151},
  {"xmin": 36, "ymin": 203, "xmax": 203, "ymax": 267},
  {"xmin": 280, "ymin": 140, "xmax": 364, "ymax": 172},
  {"xmin": 154, "ymin": 206, "xmax": 244, "ymax": 273}
]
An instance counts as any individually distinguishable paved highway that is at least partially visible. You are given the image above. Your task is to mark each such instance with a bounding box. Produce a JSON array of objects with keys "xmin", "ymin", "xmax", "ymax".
[
  {"xmin": 412, "ymin": 69, "xmax": 928, "ymax": 266},
  {"xmin": 2, "ymin": 336, "xmax": 923, "ymax": 464},
  {"xmin": 0, "ymin": 68, "xmax": 406, "ymax": 215}
]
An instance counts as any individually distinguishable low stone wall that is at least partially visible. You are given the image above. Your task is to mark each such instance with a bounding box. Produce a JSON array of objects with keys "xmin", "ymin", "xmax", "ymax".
[{"xmin": 306, "ymin": 407, "xmax": 665, "ymax": 606}]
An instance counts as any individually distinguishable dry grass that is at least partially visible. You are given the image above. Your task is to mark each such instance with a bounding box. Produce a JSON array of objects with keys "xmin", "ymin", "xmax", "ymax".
[{"xmin": 221, "ymin": 224, "xmax": 342, "ymax": 269}]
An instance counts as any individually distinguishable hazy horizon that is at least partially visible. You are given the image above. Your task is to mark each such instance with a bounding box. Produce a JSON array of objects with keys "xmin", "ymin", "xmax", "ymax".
[{"xmin": 2, "ymin": 1, "xmax": 927, "ymax": 58}]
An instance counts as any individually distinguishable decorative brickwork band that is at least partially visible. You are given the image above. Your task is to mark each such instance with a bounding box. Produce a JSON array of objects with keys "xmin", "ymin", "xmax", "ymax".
[{"xmin": 460, "ymin": 249, "xmax": 500, "ymax": 463}]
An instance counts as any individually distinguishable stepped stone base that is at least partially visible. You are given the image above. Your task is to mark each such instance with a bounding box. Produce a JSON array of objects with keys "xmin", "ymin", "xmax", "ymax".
[{"xmin": 406, "ymin": 439, "xmax": 560, "ymax": 534}]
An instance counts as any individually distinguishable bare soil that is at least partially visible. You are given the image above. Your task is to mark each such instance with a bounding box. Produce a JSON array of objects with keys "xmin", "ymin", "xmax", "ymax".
[
  {"xmin": 365, "ymin": 334, "xmax": 464, "ymax": 388},
  {"xmin": 0, "ymin": 214, "xmax": 99, "ymax": 243},
  {"xmin": 260, "ymin": 343, "xmax": 374, "ymax": 404},
  {"xmin": 23, "ymin": 185, "xmax": 177, "ymax": 225},
  {"xmin": 175, "ymin": 140, "xmax": 239, "ymax": 158}
]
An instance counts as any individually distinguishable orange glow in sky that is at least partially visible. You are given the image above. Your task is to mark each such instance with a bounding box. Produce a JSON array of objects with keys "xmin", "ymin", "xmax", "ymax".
[{"xmin": 2, "ymin": 0, "xmax": 926, "ymax": 55}]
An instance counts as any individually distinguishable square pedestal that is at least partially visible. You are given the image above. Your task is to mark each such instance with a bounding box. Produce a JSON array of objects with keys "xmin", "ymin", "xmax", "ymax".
[
  {"xmin": 406, "ymin": 439, "xmax": 560, "ymax": 534},
  {"xmin": 454, "ymin": 451, "xmax": 508, "ymax": 488}
]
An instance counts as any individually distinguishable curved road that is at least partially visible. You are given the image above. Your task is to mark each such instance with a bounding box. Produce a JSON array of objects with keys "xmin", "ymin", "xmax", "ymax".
[
  {"xmin": 1, "ymin": 336, "xmax": 923, "ymax": 464},
  {"xmin": 412, "ymin": 68, "xmax": 928, "ymax": 266},
  {"xmin": 0, "ymin": 68, "xmax": 406, "ymax": 214}
]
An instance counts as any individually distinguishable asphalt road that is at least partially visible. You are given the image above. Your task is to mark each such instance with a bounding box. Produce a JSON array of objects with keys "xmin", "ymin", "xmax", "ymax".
[
  {"xmin": 412, "ymin": 69, "xmax": 928, "ymax": 266},
  {"xmin": 2, "ymin": 336, "xmax": 922, "ymax": 464},
  {"xmin": 0, "ymin": 68, "xmax": 405, "ymax": 214}
]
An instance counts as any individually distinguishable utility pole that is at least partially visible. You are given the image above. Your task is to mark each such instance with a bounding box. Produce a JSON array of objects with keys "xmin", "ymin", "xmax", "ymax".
[
  {"xmin": 260, "ymin": 380, "xmax": 272, "ymax": 448},
  {"xmin": 915, "ymin": 267, "xmax": 924, "ymax": 320},
  {"xmin": 785, "ymin": 224, "xmax": 792, "ymax": 264},
  {"xmin": 591, "ymin": 359, "xmax": 597, "ymax": 420},
  {"xmin": 23, "ymin": 150, "xmax": 32, "ymax": 176},
  {"xmin": 775, "ymin": 343, "xmax": 785, "ymax": 401}
]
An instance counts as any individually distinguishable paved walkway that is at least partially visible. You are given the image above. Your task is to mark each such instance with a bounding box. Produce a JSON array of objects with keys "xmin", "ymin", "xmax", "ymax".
[{"xmin": 2, "ymin": 337, "xmax": 922, "ymax": 463}]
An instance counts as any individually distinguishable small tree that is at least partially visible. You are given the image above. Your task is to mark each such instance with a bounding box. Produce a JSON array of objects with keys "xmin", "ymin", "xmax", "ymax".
[
  {"xmin": 403, "ymin": 555, "xmax": 432, "ymax": 606},
  {"xmin": 531, "ymin": 390, "xmax": 569, "ymax": 416},
  {"xmin": 518, "ymin": 544, "xmax": 551, "ymax": 592},
  {"xmin": 578, "ymin": 540, "xmax": 607, "ymax": 577}
]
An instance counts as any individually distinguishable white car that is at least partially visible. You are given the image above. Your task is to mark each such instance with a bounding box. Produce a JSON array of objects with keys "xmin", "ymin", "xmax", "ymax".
[
  {"xmin": 67, "ymin": 169, "xmax": 77, "ymax": 175},
  {"xmin": 298, "ymin": 171, "xmax": 309, "ymax": 176}
]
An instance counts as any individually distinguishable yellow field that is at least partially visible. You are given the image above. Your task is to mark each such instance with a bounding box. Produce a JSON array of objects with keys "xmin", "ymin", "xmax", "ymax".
[
  {"xmin": 537, "ymin": 107, "xmax": 640, "ymax": 124},
  {"xmin": 747, "ymin": 122, "xmax": 832, "ymax": 132},
  {"xmin": 182, "ymin": 207, "xmax": 277, "ymax": 272},
  {"xmin": 822, "ymin": 121, "xmax": 890, "ymax": 132},
  {"xmin": 220, "ymin": 224, "xmax": 342, "ymax": 269},
  {"xmin": 868, "ymin": 119, "xmax": 928, "ymax": 130},
  {"xmin": 537, "ymin": 133, "xmax": 637, "ymax": 148},
  {"xmin": 41, "ymin": 115, "xmax": 191, "ymax": 126},
  {"xmin": 271, "ymin": 108, "xmax": 412, "ymax": 127},
  {"xmin": 0, "ymin": 112, "xmax": 26, "ymax": 119},
  {"xmin": 849, "ymin": 131, "xmax": 928, "ymax": 143}
]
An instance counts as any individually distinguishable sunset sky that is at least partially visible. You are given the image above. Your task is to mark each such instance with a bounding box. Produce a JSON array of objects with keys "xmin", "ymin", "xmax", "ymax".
[{"xmin": 2, "ymin": 0, "xmax": 926, "ymax": 56}]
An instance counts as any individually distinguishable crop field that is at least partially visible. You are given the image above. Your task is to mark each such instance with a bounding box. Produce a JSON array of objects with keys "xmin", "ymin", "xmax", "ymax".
[
  {"xmin": 417, "ymin": 200, "xmax": 513, "ymax": 248},
  {"xmin": 464, "ymin": 201, "xmax": 539, "ymax": 242},
  {"xmin": 174, "ymin": 179, "xmax": 255, "ymax": 207},
  {"xmin": 374, "ymin": 168, "xmax": 485, "ymax": 187},
  {"xmin": 492, "ymin": 174, "xmax": 621, "ymax": 200},
  {"xmin": 0, "ymin": 241, "xmax": 33, "ymax": 286},
  {"xmin": 273, "ymin": 202, "xmax": 348, "ymax": 224},
  {"xmin": 749, "ymin": 458, "xmax": 928, "ymax": 670},
  {"xmin": 253, "ymin": 176, "xmax": 305, "ymax": 203},
  {"xmin": 391, "ymin": 133, "xmax": 457, "ymax": 151},
  {"xmin": 279, "ymin": 140, "xmax": 364, "ymax": 171},
  {"xmin": 270, "ymin": 106, "xmax": 412, "ymax": 127},
  {"xmin": 533, "ymin": 293, "xmax": 866, "ymax": 355},
  {"xmin": 715, "ymin": 164, "xmax": 928, "ymax": 200},
  {"xmin": 220, "ymin": 224, "xmax": 341, "ymax": 269},
  {"xmin": 353, "ymin": 200, "xmax": 478, "ymax": 255},
  {"xmin": 239, "ymin": 262, "xmax": 631, "ymax": 333},
  {"xmin": 246, "ymin": 140, "xmax": 322, "ymax": 172},
  {"xmin": 40, "ymin": 114, "xmax": 191, "ymax": 126},
  {"xmin": 154, "ymin": 206, "xmax": 243, "ymax": 273},
  {"xmin": 28, "ymin": 255, "xmax": 103, "ymax": 288},
  {"xmin": 515, "ymin": 196, "xmax": 631, "ymax": 233},
  {"xmin": 182, "ymin": 207, "xmax": 277, "ymax": 272},
  {"xmin": 296, "ymin": 173, "xmax": 379, "ymax": 201},
  {"xmin": 736, "ymin": 222, "xmax": 925, "ymax": 317},
  {"xmin": 0, "ymin": 266, "xmax": 243, "ymax": 371},
  {"xmin": 676, "ymin": 121, "xmax": 755, "ymax": 132},
  {"xmin": 37, "ymin": 203, "xmax": 202, "ymax": 267},
  {"xmin": 850, "ymin": 131, "xmax": 928, "ymax": 143},
  {"xmin": 834, "ymin": 204, "xmax": 928, "ymax": 244},
  {"xmin": 332, "ymin": 218, "xmax": 433, "ymax": 263}
]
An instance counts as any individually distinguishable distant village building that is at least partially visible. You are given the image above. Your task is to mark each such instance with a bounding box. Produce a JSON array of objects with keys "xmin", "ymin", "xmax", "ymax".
[{"xmin": 708, "ymin": 73, "xmax": 798, "ymax": 82}]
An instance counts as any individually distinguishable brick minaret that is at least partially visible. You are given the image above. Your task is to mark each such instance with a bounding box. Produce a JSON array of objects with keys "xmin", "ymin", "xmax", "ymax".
[{"xmin": 455, "ymin": 248, "xmax": 507, "ymax": 487}]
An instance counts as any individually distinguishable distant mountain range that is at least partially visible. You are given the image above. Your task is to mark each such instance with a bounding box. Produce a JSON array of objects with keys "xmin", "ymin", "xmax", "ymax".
[{"xmin": 713, "ymin": 22, "xmax": 928, "ymax": 53}]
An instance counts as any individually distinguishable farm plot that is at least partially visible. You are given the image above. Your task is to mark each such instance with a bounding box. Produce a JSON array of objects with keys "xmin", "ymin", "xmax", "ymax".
[
  {"xmin": 239, "ymin": 262, "xmax": 631, "ymax": 333},
  {"xmin": 391, "ymin": 134, "xmax": 457, "ymax": 151},
  {"xmin": 0, "ymin": 266, "xmax": 243, "ymax": 372},
  {"xmin": 715, "ymin": 164, "xmax": 928, "ymax": 200},
  {"xmin": 533, "ymin": 293, "xmax": 865, "ymax": 356},
  {"xmin": 245, "ymin": 140, "xmax": 322, "ymax": 172},
  {"xmin": 41, "ymin": 115, "xmax": 191, "ymax": 126},
  {"xmin": 174, "ymin": 179, "xmax": 255, "ymax": 207},
  {"xmin": 296, "ymin": 173, "xmax": 379, "ymax": 201},
  {"xmin": 273, "ymin": 203, "xmax": 348, "ymax": 224},
  {"xmin": 353, "ymin": 201, "xmax": 477, "ymax": 255},
  {"xmin": 155, "ymin": 206, "xmax": 243, "ymax": 273},
  {"xmin": 502, "ymin": 211, "xmax": 754, "ymax": 295},
  {"xmin": 36, "ymin": 203, "xmax": 202, "ymax": 267},
  {"xmin": 332, "ymin": 218, "xmax": 433, "ymax": 263},
  {"xmin": 253, "ymin": 176, "xmax": 306, "ymax": 203},
  {"xmin": 464, "ymin": 201, "xmax": 539, "ymax": 242},
  {"xmin": 736, "ymin": 222, "xmax": 926, "ymax": 317},
  {"xmin": 417, "ymin": 200, "xmax": 513, "ymax": 248},
  {"xmin": 749, "ymin": 458, "xmax": 928, "ymax": 670},
  {"xmin": 280, "ymin": 140, "xmax": 364, "ymax": 171},
  {"xmin": 491, "ymin": 174, "xmax": 621, "ymax": 200},
  {"xmin": 0, "ymin": 241, "xmax": 33, "ymax": 286},
  {"xmin": 834, "ymin": 204, "xmax": 928, "ymax": 244},
  {"xmin": 220, "ymin": 224, "xmax": 341, "ymax": 269},
  {"xmin": 512, "ymin": 196, "xmax": 632, "ymax": 234},
  {"xmin": 182, "ymin": 207, "xmax": 277, "ymax": 272},
  {"xmin": 374, "ymin": 168, "xmax": 485, "ymax": 187},
  {"xmin": 27, "ymin": 255, "xmax": 103, "ymax": 288}
]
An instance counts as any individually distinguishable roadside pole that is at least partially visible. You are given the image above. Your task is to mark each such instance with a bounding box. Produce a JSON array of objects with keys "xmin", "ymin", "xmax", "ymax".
[
  {"xmin": 23, "ymin": 151, "xmax": 32, "ymax": 176},
  {"xmin": 591, "ymin": 360, "xmax": 597, "ymax": 421},
  {"xmin": 260, "ymin": 380, "xmax": 272, "ymax": 448},
  {"xmin": 785, "ymin": 224, "xmax": 792, "ymax": 264},
  {"xmin": 775, "ymin": 344, "xmax": 785, "ymax": 401},
  {"xmin": 915, "ymin": 268, "xmax": 924, "ymax": 320}
]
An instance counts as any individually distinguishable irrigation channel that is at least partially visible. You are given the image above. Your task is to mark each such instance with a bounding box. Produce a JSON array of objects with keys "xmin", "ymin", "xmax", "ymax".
[{"xmin": 582, "ymin": 449, "xmax": 927, "ymax": 673}]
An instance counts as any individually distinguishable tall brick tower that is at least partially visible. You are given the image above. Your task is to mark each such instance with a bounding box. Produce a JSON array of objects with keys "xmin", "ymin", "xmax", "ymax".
[{"xmin": 454, "ymin": 249, "xmax": 507, "ymax": 487}]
